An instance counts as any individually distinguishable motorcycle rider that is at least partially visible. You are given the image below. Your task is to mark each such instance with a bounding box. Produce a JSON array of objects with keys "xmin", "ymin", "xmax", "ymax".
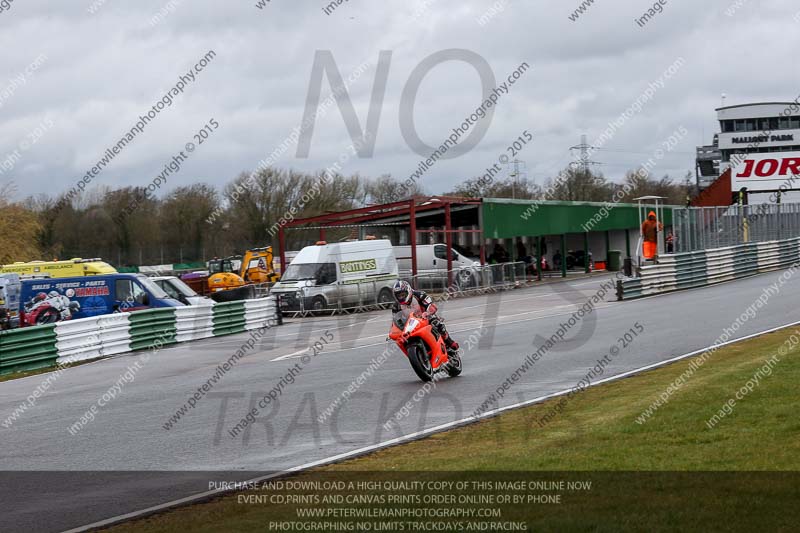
[
  {"xmin": 391, "ymin": 280, "xmax": 459, "ymax": 352},
  {"xmin": 47, "ymin": 290, "xmax": 76, "ymax": 320},
  {"xmin": 26, "ymin": 292, "xmax": 48, "ymax": 313}
]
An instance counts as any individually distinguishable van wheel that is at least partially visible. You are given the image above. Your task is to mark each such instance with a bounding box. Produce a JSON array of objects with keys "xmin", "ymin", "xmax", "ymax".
[
  {"xmin": 377, "ymin": 288, "xmax": 394, "ymax": 307},
  {"xmin": 310, "ymin": 296, "xmax": 327, "ymax": 312}
]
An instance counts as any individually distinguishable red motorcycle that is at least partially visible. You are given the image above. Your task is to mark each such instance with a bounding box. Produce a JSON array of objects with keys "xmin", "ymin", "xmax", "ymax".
[
  {"xmin": 389, "ymin": 309, "xmax": 462, "ymax": 382},
  {"xmin": 22, "ymin": 292, "xmax": 80, "ymax": 326}
]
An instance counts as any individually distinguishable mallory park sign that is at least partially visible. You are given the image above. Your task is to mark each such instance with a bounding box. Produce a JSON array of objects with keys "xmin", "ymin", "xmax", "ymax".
[{"xmin": 731, "ymin": 134, "xmax": 794, "ymax": 144}]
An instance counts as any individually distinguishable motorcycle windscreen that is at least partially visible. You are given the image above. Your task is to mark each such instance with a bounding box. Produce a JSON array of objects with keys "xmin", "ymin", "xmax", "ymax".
[
  {"xmin": 392, "ymin": 307, "xmax": 412, "ymax": 329},
  {"xmin": 403, "ymin": 317, "xmax": 420, "ymax": 334}
]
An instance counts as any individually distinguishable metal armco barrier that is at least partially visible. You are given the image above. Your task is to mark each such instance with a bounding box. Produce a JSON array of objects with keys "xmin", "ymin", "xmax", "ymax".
[
  {"xmin": 243, "ymin": 297, "xmax": 279, "ymax": 329},
  {"xmin": 55, "ymin": 314, "xmax": 131, "ymax": 363},
  {"xmin": 128, "ymin": 309, "xmax": 179, "ymax": 352},
  {"xmin": 0, "ymin": 297, "xmax": 280, "ymax": 375},
  {"xmin": 212, "ymin": 301, "xmax": 247, "ymax": 336},
  {"xmin": 0, "ymin": 325, "xmax": 58, "ymax": 375},
  {"xmin": 175, "ymin": 305, "xmax": 215, "ymax": 343},
  {"xmin": 407, "ymin": 262, "xmax": 528, "ymax": 295},
  {"xmin": 617, "ymin": 238, "xmax": 800, "ymax": 300}
]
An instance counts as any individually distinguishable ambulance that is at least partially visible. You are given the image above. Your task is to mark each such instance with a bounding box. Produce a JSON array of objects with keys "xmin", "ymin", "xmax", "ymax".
[{"xmin": 0, "ymin": 258, "xmax": 117, "ymax": 278}]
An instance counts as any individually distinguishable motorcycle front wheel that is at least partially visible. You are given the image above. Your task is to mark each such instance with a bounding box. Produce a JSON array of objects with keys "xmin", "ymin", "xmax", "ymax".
[
  {"xmin": 447, "ymin": 351, "xmax": 463, "ymax": 377},
  {"xmin": 407, "ymin": 342, "xmax": 434, "ymax": 382}
]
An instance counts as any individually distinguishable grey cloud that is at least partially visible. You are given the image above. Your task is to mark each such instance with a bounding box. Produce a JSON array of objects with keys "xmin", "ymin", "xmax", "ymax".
[{"xmin": 1, "ymin": 0, "xmax": 799, "ymax": 198}]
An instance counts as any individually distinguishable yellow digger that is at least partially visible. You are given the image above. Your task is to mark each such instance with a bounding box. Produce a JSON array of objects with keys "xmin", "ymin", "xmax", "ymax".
[
  {"xmin": 238, "ymin": 246, "xmax": 281, "ymax": 284},
  {"xmin": 206, "ymin": 257, "xmax": 246, "ymax": 292},
  {"xmin": 182, "ymin": 247, "xmax": 281, "ymax": 298}
]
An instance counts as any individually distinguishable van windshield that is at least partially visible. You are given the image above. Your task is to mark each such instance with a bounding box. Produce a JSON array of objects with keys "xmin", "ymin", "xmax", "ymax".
[
  {"xmin": 282, "ymin": 263, "xmax": 336, "ymax": 284},
  {"xmin": 164, "ymin": 277, "xmax": 199, "ymax": 297},
  {"xmin": 136, "ymin": 276, "xmax": 170, "ymax": 299}
]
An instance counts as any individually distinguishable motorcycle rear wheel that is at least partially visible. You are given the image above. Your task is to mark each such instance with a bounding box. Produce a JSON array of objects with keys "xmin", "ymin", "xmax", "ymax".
[
  {"xmin": 36, "ymin": 309, "xmax": 60, "ymax": 325},
  {"xmin": 407, "ymin": 342, "xmax": 434, "ymax": 382}
]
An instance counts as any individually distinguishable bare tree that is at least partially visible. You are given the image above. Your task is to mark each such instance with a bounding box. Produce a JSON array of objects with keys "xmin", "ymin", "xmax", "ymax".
[{"xmin": 364, "ymin": 174, "xmax": 425, "ymax": 204}]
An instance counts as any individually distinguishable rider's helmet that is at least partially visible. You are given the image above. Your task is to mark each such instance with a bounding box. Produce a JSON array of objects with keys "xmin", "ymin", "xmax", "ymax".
[
  {"xmin": 34, "ymin": 292, "xmax": 47, "ymax": 302},
  {"xmin": 48, "ymin": 291, "xmax": 60, "ymax": 299},
  {"xmin": 392, "ymin": 280, "xmax": 413, "ymax": 305}
]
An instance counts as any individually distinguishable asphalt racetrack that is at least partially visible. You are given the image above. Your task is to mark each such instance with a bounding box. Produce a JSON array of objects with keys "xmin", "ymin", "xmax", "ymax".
[{"xmin": 1, "ymin": 271, "xmax": 797, "ymax": 532}]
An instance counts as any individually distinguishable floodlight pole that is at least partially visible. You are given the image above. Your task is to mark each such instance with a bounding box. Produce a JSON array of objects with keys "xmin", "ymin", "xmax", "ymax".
[{"xmin": 409, "ymin": 199, "xmax": 418, "ymax": 278}]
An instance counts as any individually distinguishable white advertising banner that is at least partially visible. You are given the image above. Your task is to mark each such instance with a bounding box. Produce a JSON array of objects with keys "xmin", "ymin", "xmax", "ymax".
[
  {"xmin": 717, "ymin": 130, "xmax": 800, "ymax": 151},
  {"xmin": 731, "ymin": 151, "xmax": 800, "ymax": 193}
]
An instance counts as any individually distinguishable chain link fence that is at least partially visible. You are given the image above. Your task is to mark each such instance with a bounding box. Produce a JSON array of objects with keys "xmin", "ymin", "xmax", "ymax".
[
  {"xmin": 405, "ymin": 262, "xmax": 528, "ymax": 294},
  {"xmin": 673, "ymin": 203, "xmax": 800, "ymax": 253},
  {"xmin": 276, "ymin": 262, "xmax": 530, "ymax": 317}
]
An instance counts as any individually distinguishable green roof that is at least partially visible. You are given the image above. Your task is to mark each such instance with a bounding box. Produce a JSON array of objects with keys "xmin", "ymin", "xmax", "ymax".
[
  {"xmin": 481, "ymin": 198, "xmax": 677, "ymax": 239},
  {"xmin": 483, "ymin": 197, "xmax": 680, "ymax": 209}
]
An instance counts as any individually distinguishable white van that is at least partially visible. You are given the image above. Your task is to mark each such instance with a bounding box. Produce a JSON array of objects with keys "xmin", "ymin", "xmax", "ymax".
[
  {"xmin": 271, "ymin": 239, "xmax": 398, "ymax": 312},
  {"xmin": 0, "ymin": 274, "xmax": 21, "ymax": 329},
  {"xmin": 395, "ymin": 244, "xmax": 484, "ymax": 289},
  {"xmin": 151, "ymin": 276, "xmax": 214, "ymax": 306}
]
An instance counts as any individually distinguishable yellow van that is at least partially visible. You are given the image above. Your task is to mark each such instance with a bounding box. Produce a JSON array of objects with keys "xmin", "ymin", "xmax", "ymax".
[{"xmin": 0, "ymin": 258, "xmax": 117, "ymax": 278}]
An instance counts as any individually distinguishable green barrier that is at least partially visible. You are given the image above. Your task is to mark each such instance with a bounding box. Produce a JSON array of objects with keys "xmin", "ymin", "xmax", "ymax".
[
  {"xmin": 118, "ymin": 262, "xmax": 204, "ymax": 274},
  {"xmin": 0, "ymin": 325, "xmax": 58, "ymax": 375},
  {"xmin": 128, "ymin": 308, "xmax": 178, "ymax": 352},
  {"xmin": 172, "ymin": 262, "xmax": 205, "ymax": 272},
  {"xmin": 213, "ymin": 301, "xmax": 247, "ymax": 336}
]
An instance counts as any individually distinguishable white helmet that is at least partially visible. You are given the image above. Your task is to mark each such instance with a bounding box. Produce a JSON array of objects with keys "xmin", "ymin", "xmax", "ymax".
[{"xmin": 392, "ymin": 280, "xmax": 413, "ymax": 305}]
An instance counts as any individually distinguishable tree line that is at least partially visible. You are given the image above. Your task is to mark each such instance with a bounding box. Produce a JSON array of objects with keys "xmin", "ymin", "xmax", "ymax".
[{"xmin": 0, "ymin": 165, "xmax": 692, "ymax": 266}]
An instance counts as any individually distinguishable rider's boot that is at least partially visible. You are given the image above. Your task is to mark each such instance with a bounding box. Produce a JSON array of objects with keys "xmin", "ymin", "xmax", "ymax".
[{"xmin": 444, "ymin": 335, "xmax": 459, "ymax": 352}]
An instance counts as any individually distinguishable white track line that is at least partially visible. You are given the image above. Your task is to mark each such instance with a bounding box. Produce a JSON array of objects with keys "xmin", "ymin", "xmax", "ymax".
[
  {"xmin": 269, "ymin": 348, "xmax": 310, "ymax": 361},
  {"xmin": 67, "ymin": 319, "xmax": 800, "ymax": 533}
]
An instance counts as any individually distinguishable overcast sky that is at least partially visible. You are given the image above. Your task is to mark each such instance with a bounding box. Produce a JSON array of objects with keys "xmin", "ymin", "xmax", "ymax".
[{"xmin": 1, "ymin": 0, "xmax": 799, "ymax": 201}]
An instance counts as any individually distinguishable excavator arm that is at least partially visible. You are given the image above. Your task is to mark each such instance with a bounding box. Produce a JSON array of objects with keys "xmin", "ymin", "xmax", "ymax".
[{"xmin": 240, "ymin": 247, "xmax": 280, "ymax": 284}]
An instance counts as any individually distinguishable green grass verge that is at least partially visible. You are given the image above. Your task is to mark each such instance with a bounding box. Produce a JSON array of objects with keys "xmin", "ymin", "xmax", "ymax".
[
  {"xmin": 0, "ymin": 359, "xmax": 91, "ymax": 383},
  {"xmin": 105, "ymin": 326, "xmax": 800, "ymax": 532}
]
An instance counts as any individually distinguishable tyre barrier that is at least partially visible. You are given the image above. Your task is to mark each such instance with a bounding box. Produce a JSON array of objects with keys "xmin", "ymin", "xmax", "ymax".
[
  {"xmin": 0, "ymin": 297, "xmax": 280, "ymax": 374},
  {"xmin": 617, "ymin": 238, "xmax": 800, "ymax": 300}
]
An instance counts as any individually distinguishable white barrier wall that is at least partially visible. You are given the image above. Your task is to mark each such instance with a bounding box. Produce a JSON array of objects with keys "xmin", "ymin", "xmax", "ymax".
[{"xmin": 53, "ymin": 296, "xmax": 279, "ymax": 364}]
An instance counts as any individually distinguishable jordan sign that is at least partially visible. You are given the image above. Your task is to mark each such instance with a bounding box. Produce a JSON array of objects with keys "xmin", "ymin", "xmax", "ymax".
[{"xmin": 731, "ymin": 152, "xmax": 800, "ymax": 192}]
